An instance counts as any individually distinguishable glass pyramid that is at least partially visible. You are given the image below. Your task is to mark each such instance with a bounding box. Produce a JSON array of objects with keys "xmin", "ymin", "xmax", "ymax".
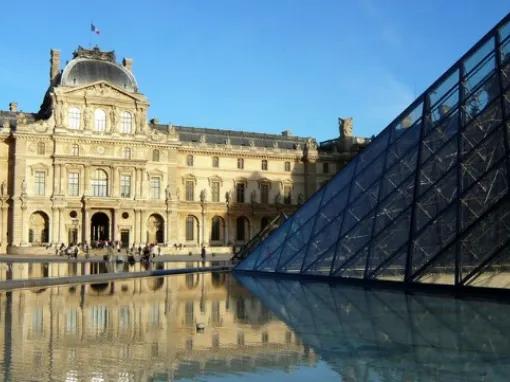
[{"xmin": 236, "ymin": 13, "xmax": 510, "ymax": 290}]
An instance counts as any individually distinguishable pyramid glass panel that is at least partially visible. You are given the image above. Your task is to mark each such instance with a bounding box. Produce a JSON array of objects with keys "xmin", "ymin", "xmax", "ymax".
[{"xmin": 236, "ymin": 13, "xmax": 510, "ymax": 294}]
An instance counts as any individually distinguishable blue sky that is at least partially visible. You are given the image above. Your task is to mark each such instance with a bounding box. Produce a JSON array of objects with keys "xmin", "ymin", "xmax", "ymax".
[{"xmin": 1, "ymin": 1, "xmax": 509, "ymax": 141}]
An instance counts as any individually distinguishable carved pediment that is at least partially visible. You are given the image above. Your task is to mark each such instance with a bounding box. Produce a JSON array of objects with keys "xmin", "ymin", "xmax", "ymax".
[{"xmin": 57, "ymin": 81, "xmax": 146, "ymax": 104}]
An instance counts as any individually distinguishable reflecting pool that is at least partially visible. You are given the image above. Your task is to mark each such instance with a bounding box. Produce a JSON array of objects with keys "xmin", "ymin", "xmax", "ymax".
[
  {"xmin": 236, "ymin": 274, "xmax": 510, "ymax": 382},
  {"xmin": 1, "ymin": 272, "xmax": 510, "ymax": 381}
]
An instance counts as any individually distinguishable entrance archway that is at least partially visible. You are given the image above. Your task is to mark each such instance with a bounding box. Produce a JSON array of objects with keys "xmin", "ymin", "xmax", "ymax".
[
  {"xmin": 91, "ymin": 212, "xmax": 110, "ymax": 243},
  {"xmin": 146, "ymin": 214, "xmax": 164, "ymax": 244},
  {"xmin": 29, "ymin": 211, "xmax": 49, "ymax": 245}
]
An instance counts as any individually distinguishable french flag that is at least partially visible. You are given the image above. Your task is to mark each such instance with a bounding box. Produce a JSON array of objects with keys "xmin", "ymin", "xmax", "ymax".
[{"xmin": 90, "ymin": 23, "xmax": 100, "ymax": 35}]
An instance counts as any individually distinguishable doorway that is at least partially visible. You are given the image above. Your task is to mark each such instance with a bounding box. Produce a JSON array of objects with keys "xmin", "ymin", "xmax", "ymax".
[
  {"xmin": 91, "ymin": 212, "xmax": 110, "ymax": 243},
  {"xmin": 120, "ymin": 230, "xmax": 130, "ymax": 248}
]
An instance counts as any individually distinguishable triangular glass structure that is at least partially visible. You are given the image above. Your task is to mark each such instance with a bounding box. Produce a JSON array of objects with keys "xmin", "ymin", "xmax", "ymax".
[{"xmin": 236, "ymin": 14, "xmax": 510, "ymax": 291}]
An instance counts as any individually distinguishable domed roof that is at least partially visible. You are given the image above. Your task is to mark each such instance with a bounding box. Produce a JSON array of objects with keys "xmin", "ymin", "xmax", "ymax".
[{"xmin": 60, "ymin": 46, "xmax": 138, "ymax": 92}]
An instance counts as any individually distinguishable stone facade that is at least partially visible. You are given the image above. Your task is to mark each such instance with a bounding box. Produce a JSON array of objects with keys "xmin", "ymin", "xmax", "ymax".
[{"xmin": 0, "ymin": 46, "xmax": 368, "ymax": 255}]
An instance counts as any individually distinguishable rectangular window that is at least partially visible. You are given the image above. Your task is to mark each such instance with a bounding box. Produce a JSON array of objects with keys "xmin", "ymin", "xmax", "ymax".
[
  {"xmin": 261, "ymin": 159, "xmax": 268, "ymax": 171},
  {"xmin": 260, "ymin": 183, "xmax": 269, "ymax": 204},
  {"xmin": 186, "ymin": 180, "xmax": 194, "ymax": 201},
  {"xmin": 237, "ymin": 158, "xmax": 244, "ymax": 169},
  {"xmin": 34, "ymin": 171, "xmax": 45, "ymax": 196},
  {"xmin": 236, "ymin": 183, "xmax": 245, "ymax": 203},
  {"xmin": 283, "ymin": 185, "xmax": 292, "ymax": 205},
  {"xmin": 120, "ymin": 175, "xmax": 131, "ymax": 198},
  {"xmin": 211, "ymin": 181, "xmax": 220, "ymax": 202},
  {"xmin": 150, "ymin": 177, "xmax": 160, "ymax": 199},
  {"xmin": 285, "ymin": 161, "xmax": 291, "ymax": 172},
  {"xmin": 68, "ymin": 172, "xmax": 79, "ymax": 196}
]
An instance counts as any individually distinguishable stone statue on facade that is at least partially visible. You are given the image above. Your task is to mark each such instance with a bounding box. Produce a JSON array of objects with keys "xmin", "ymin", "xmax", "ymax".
[
  {"xmin": 200, "ymin": 189, "xmax": 207, "ymax": 203},
  {"xmin": 110, "ymin": 106, "xmax": 119, "ymax": 132},
  {"xmin": 175, "ymin": 187, "xmax": 180, "ymax": 201},
  {"xmin": 165, "ymin": 184, "xmax": 171, "ymax": 201},
  {"xmin": 199, "ymin": 134, "xmax": 207, "ymax": 144},
  {"xmin": 0, "ymin": 181, "xmax": 5, "ymax": 197},
  {"xmin": 338, "ymin": 117, "xmax": 353, "ymax": 139},
  {"xmin": 225, "ymin": 191, "xmax": 231, "ymax": 205},
  {"xmin": 21, "ymin": 178, "xmax": 27, "ymax": 195}
]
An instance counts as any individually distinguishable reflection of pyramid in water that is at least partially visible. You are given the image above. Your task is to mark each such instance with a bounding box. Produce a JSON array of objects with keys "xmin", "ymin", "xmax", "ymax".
[
  {"xmin": 235, "ymin": 274, "xmax": 510, "ymax": 380},
  {"xmin": 236, "ymin": 14, "xmax": 510, "ymax": 290}
]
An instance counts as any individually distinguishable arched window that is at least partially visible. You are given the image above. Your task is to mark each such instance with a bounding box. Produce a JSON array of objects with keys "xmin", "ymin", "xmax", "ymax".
[
  {"xmin": 152, "ymin": 149, "xmax": 160, "ymax": 162},
  {"xmin": 123, "ymin": 147, "xmax": 132, "ymax": 159},
  {"xmin": 92, "ymin": 169, "xmax": 108, "ymax": 197},
  {"xmin": 187, "ymin": 154, "xmax": 194, "ymax": 167},
  {"xmin": 261, "ymin": 216, "xmax": 271, "ymax": 231},
  {"xmin": 37, "ymin": 142, "xmax": 45, "ymax": 155},
  {"xmin": 71, "ymin": 144, "xmax": 79, "ymax": 156},
  {"xmin": 185, "ymin": 215, "xmax": 198, "ymax": 241},
  {"xmin": 211, "ymin": 216, "xmax": 224, "ymax": 242},
  {"xmin": 68, "ymin": 107, "xmax": 81, "ymax": 129},
  {"xmin": 120, "ymin": 111, "xmax": 132, "ymax": 133},
  {"xmin": 94, "ymin": 109, "xmax": 106, "ymax": 132},
  {"xmin": 236, "ymin": 217, "xmax": 250, "ymax": 241}
]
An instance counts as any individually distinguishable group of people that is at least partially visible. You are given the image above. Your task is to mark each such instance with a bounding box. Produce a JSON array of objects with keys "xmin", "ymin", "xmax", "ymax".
[{"xmin": 56, "ymin": 242, "xmax": 87, "ymax": 258}]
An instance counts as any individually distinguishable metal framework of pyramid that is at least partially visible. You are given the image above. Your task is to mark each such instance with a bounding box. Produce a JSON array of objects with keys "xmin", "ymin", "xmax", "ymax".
[{"xmin": 236, "ymin": 13, "xmax": 510, "ymax": 290}]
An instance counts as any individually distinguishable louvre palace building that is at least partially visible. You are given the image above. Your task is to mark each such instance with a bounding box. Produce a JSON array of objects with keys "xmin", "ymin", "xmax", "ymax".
[{"xmin": 0, "ymin": 46, "xmax": 367, "ymax": 255}]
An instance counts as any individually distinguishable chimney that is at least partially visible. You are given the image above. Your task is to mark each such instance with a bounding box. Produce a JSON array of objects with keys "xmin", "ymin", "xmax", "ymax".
[
  {"xmin": 122, "ymin": 57, "xmax": 133, "ymax": 72},
  {"xmin": 50, "ymin": 49, "xmax": 61, "ymax": 85},
  {"xmin": 8, "ymin": 102, "xmax": 17, "ymax": 112}
]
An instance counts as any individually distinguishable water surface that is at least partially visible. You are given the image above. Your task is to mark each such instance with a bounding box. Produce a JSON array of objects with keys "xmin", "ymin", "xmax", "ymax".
[{"xmin": 1, "ymin": 272, "xmax": 509, "ymax": 381}]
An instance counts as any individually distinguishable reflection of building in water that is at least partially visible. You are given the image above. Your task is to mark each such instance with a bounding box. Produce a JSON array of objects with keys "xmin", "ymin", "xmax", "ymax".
[{"xmin": 0, "ymin": 273, "xmax": 315, "ymax": 381}]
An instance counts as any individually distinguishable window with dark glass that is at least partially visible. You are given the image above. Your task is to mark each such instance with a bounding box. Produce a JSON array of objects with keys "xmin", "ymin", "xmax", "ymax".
[
  {"xmin": 260, "ymin": 183, "xmax": 269, "ymax": 204},
  {"xmin": 237, "ymin": 158, "xmax": 244, "ymax": 169},
  {"xmin": 236, "ymin": 183, "xmax": 245, "ymax": 203},
  {"xmin": 186, "ymin": 216, "xmax": 195, "ymax": 241},
  {"xmin": 211, "ymin": 216, "xmax": 222, "ymax": 241},
  {"xmin": 186, "ymin": 180, "xmax": 194, "ymax": 201},
  {"xmin": 236, "ymin": 217, "xmax": 248, "ymax": 241},
  {"xmin": 283, "ymin": 185, "xmax": 292, "ymax": 205}
]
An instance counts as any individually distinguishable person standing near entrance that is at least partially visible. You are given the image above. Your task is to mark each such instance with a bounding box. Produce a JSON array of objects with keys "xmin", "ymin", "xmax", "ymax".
[{"xmin": 201, "ymin": 246, "xmax": 206, "ymax": 261}]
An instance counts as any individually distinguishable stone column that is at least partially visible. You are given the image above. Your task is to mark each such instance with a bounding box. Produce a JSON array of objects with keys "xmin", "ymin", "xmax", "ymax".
[
  {"xmin": 139, "ymin": 209, "xmax": 144, "ymax": 244},
  {"xmin": 20, "ymin": 204, "xmax": 28, "ymax": 246},
  {"xmin": 84, "ymin": 208, "xmax": 90, "ymax": 245},
  {"xmin": 112, "ymin": 209, "xmax": 117, "ymax": 242},
  {"xmin": 83, "ymin": 166, "xmax": 89, "ymax": 197},
  {"xmin": 165, "ymin": 208, "xmax": 170, "ymax": 246},
  {"xmin": 111, "ymin": 167, "xmax": 116, "ymax": 198},
  {"xmin": 59, "ymin": 164, "xmax": 64, "ymax": 194},
  {"xmin": 57, "ymin": 208, "xmax": 64, "ymax": 244},
  {"xmin": 133, "ymin": 209, "xmax": 138, "ymax": 246}
]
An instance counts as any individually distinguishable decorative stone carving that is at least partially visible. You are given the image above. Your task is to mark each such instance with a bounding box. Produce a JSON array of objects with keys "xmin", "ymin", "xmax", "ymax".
[
  {"xmin": 200, "ymin": 189, "xmax": 207, "ymax": 203},
  {"xmin": 165, "ymin": 184, "xmax": 171, "ymax": 201},
  {"xmin": 338, "ymin": 117, "xmax": 353, "ymax": 139},
  {"xmin": 21, "ymin": 178, "xmax": 27, "ymax": 195}
]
